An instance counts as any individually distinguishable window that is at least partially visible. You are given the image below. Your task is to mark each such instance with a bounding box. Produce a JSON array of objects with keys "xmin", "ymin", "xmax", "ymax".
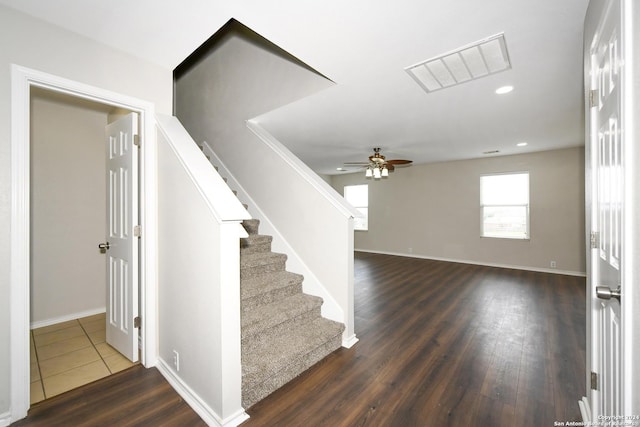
[
  {"xmin": 344, "ymin": 184, "xmax": 368, "ymax": 230},
  {"xmin": 480, "ymin": 172, "xmax": 529, "ymax": 239}
]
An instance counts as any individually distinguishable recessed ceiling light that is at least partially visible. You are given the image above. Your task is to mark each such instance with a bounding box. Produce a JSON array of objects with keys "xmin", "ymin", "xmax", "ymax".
[
  {"xmin": 495, "ymin": 85, "xmax": 513, "ymax": 94},
  {"xmin": 517, "ymin": 142, "xmax": 528, "ymax": 147},
  {"xmin": 336, "ymin": 167, "xmax": 346, "ymax": 171}
]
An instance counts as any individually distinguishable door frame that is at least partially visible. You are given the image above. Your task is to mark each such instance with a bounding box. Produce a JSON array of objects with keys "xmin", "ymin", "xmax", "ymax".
[{"xmin": 10, "ymin": 64, "xmax": 158, "ymax": 421}]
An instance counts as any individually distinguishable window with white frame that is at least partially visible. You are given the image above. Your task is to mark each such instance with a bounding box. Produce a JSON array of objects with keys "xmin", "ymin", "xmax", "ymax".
[
  {"xmin": 344, "ymin": 184, "xmax": 368, "ymax": 231},
  {"xmin": 480, "ymin": 172, "xmax": 529, "ymax": 239}
]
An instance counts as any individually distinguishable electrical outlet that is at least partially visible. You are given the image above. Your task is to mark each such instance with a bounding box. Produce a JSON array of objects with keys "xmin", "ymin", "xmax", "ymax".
[
  {"xmin": 408, "ymin": 247, "xmax": 413, "ymax": 254},
  {"xmin": 550, "ymin": 261, "xmax": 557, "ymax": 268},
  {"xmin": 173, "ymin": 350, "xmax": 180, "ymax": 371}
]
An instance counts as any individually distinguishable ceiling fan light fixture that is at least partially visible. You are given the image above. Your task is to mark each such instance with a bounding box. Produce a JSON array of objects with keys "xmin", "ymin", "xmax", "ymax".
[{"xmin": 356, "ymin": 148, "xmax": 413, "ymax": 180}]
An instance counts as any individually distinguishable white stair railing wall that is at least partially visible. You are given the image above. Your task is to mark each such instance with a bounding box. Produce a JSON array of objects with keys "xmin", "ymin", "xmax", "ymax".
[
  {"xmin": 155, "ymin": 114, "xmax": 250, "ymax": 427},
  {"xmin": 200, "ymin": 125, "xmax": 360, "ymax": 347}
]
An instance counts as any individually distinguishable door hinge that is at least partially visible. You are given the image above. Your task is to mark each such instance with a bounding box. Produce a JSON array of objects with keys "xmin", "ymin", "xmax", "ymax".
[
  {"xmin": 134, "ymin": 316, "xmax": 141, "ymax": 328},
  {"xmin": 134, "ymin": 134, "xmax": 141, "ymax": 147},
  {"xmin": 134, "ymin": 225, "xmax": 142, "ymax": 238},
  {"xmin": 590, "ymin": 231, "xmax": 599, "ymax": 249},
  {"xmin": 591, "ymin": 371, "xmax": 598, "ymax": 390},
  {"xmin": 589, "ymin": 89, "xmax": 599, "ymax": 108}
]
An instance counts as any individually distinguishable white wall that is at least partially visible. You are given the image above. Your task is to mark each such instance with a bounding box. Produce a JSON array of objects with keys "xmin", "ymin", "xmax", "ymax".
[
  {"xmin": 30, "ymin": 91, "xmax": 109, "ymax": 325},
  {"xmin": 174, "ymin": 25, "xmax": 358, "ymax": 343},
  {"xmin": 0, "ymin": 4, "xmax": 172, "ymax": 419},
  {"xmin": 156, "ymin": 115, "xmax": 249, "ymax": 423},
  {"xmin": 331, "ymin": 147, "xmax": 586, "ymax": 275}
]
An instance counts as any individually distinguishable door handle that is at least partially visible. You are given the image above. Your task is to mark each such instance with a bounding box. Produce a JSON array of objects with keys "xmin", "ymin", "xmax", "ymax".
[
  {"xmin": 596, "ymin": 286, "xmax": 621, "ymax": 302},
  {"xmin": 98, "ymin": 242, "xmax": 110, "ymax": 252}
]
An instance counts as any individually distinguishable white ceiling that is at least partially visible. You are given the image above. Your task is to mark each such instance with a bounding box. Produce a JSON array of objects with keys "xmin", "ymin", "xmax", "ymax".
[{"xmin": 1, "ymin": 0, "xmax": 590, "ymax": 175}]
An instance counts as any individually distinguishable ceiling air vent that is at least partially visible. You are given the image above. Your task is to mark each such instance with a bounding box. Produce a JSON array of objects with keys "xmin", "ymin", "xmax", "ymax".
[{"xmin": 405, "ymin": 33, "xmax": 511, "ymax": 94}]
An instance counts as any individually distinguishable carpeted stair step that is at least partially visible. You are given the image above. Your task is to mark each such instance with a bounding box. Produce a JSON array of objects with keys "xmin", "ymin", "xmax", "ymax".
[
  {"xmin": 241, "ymin": 271, "xmax": 303, "ymax": 311},
  {"xmin": 242, "ymin": 219, "xmax": 260, "ymax": 235},
  {"xmin": 241, "ymin": 317, "xmax": 345, "ymax": 408},
  {"xmin": 240, "ymin": 234, "xmax": 272, "ymax": 254},
  {"xmin": 196, "ymin": 153, "xmax": 348, "ymax": 409},
  {"xmin": 242, "ymin": 293, "xmax": 323, "ymax": 344},
  {"xmin": 240, "ymin": 252, "xmax": 287, "ymax": 279}
]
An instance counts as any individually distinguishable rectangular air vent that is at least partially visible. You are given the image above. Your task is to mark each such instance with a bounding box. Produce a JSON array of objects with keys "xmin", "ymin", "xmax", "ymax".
[{"xmin": 405, "ymin": 33, "xmax": 511, "ymax": 93}]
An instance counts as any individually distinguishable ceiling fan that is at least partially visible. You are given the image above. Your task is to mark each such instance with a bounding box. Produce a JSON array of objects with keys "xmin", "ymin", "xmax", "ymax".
[{"xmin": 344, "ymin": 147, "xmax": 413, "ymax": 178}]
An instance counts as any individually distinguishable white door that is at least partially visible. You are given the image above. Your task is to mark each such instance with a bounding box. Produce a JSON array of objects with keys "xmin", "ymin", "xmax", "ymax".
[
  {"xmin": 585, "ymin": 0, "xmax": 640, "ymax": 419},
  {"xmin": 104, "ymin": 113, "xmax": 139, "ymax": 362}
]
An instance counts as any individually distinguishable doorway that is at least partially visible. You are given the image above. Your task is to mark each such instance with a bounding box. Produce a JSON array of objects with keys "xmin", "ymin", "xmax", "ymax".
[
  {"xmin": 10, "ymin": 65, "xmax": 159, "ymax": 421},
  {"xmin": 29, "ymin": 88, "xmax": 136, "ymax": 403}
]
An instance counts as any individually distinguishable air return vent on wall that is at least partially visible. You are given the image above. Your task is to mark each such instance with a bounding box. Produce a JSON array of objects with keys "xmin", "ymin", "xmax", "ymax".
[{"xmin": 405, "ymin": 33, "xmax": 511, "ymax": 93}]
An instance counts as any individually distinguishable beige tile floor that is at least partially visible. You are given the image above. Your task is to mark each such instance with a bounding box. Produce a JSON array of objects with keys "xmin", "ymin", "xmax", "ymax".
[{"xmin": 30, "ymin": 313, "xmax": 136, "ymax": 404}]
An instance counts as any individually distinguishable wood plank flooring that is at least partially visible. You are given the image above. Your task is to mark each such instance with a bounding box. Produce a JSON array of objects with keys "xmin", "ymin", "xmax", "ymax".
[
  {"xmin": 12, "ymin": 365, "xmax": 207, "ymax": 427},
  {"xmin": 13, "ymin": 252, "xmax": 586, "ymax": 426},
  {"xmin": 243, "ymin": 253, "xmax": 586, "ymax": 426}
]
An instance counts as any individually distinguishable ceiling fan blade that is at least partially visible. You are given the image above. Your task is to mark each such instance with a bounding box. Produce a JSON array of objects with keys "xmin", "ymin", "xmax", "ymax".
[
  {"xmin": 387, "ymin": 159, "xmax": 413, "ymax": 165},
  {"xmin": 386, "ymin": 164, "xmax": 395, "ymax": 171}
]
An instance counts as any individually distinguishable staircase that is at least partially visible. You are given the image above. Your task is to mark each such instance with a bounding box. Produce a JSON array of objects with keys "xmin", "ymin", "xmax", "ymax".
[
  {"xmin": 200, "ymin": 147, "xmax": 345, "ymax": 408},
  {"xmin": 202, "ymin": 191, "xmax": 340, "ymax": 409},
  {"xmin": 239, "ymin": 217, "xmax": 345, "ymax": 408}
]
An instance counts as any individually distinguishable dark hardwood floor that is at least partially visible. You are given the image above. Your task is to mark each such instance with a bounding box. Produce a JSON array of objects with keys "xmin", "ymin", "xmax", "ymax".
[
  {"xmin": 14, "ymin": 252, "xmax": 586, "ymax": 426},
  {"xmin": 12, "ymin": 364, "xmax": 207, "ymax": 427},
  {"xmin": 243, "ymin": 253, "xmax": 586, "ymax": 427}
]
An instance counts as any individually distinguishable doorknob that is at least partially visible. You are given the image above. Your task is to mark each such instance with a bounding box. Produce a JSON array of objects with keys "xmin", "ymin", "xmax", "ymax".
[
  {"xmin": 98, "ymin": 242, "xmax": 110, "ymax": 252},
  {"xmin": 596, "ymin": 286, "xmax": 621, "ymax": 302}
]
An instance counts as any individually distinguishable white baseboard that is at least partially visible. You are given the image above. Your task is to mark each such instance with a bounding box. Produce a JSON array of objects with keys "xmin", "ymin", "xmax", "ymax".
[
  {"xmin": 155, "ymin": 359, "xmax": 249, "ymax": 427},
  {"xmin": 0, "ymin": 411, "xmax": 11, "ymax": 427},
  {"xmin": 342, "ymin": 334, "xmax": 359, "ymax": 349},
  {"xmin": 355, "ymin": 249, "xmax": 587, "ymax": 277},
  {"xmin": 30, "ymin": 308, "xmax": 106, "ymax": 329},
  {"xmin": 579, "ymin": 396, "xmax": 591, "ymax": 422}
]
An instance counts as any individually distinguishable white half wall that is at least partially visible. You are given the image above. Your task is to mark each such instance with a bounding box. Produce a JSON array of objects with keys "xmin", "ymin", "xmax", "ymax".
[{"xmin": 156, "ymin": 115, "xmax": 250, "ymax": 425}]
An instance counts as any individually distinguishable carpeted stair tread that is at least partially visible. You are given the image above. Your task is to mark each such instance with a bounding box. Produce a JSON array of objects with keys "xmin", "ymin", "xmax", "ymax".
[
  {"xmin": 242, "ymin": 317, "xmax": 344, "ymax": 407},
  {"xmin": 242, "ymin": 317, "xmax": 344, "ymax": 379},
  {"xmin": 242, "ymin": 219, "xmax": 260, "ymax": 235},
  {"xmin": 213, "ymin": 183, "xmax": 347, "ymax": 408},
  {"xmin": 240, "ymin": 252, "xmax": 287, "ymax": 278},
  {"xmin": 240, "ymin": 251, "xmax": 286, "ymax": 266},
  {"xmin": 241, "ymin": 271, "xmax": 303, "ymax": 308},
  {"xmin": 240, "ymin": 234, "xmax": 272, "ymax": 254},
  {"xmin": 242, "ymin": 293, "xmax": 322, "ymax": 340}
]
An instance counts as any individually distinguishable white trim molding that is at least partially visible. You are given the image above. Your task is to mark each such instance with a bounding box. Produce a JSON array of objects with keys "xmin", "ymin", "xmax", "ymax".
[
  {"xmin": 0, "ymin": 411, "xmax": 11, "ymax": 427},
  {"xmin": 202, "ymin": 141, "xmax": 358, "ymax": 348},
  {"xmin": 355, "ymin": 249, "xmax": 587, "ymax": 277},
  {"xmin": 156, "ymin": 360, "xmax": 249, "ymax": 427},
  {"xmin": 30, "ymin": 308, "xmax": 106, "ymax": 330},
  {"xmin": 579, "ymin": 396, "xmax": 591, "ymax": 422},
  {"xmin": 9, "ymin": 64, "xmax": 158, "ymax": 423},
  {"xmin": 246, "ymin": 120, "xmax": 361, "ymax": 220}
]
